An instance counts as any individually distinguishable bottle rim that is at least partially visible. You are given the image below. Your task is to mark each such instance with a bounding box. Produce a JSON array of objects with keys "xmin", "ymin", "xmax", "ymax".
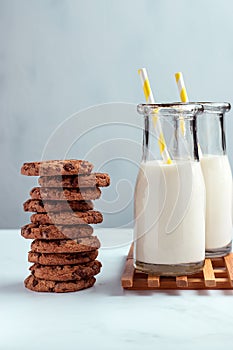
[
  {"xmin": 137, "ymin": 103, "xmax": 204, "ymax": 117},
  {"xmin": 192, "ymin": 102, "xmax": 231, "ymax": 114}
]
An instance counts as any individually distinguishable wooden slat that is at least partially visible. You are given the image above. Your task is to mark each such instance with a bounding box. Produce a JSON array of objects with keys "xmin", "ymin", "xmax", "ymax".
[
  {"xmin": 211, "ymin": 258, "xmax": 225, "ymax": 268},
  {"xmin": 203, "ymin": 259, "xmax": 216, "ymax": 287},
  {"xmin": 121, "ymin": 259, "xmax": 134, "ymax": 288},
  {"xmin": 185, "ymin": 277, "xmax": 205, "ymax": 288},
  {"xmin": 127, "ymin": 243, "xmax": 134, "ymax": 259},
  {"xmin": 176, "ymin": 276, "xmax": 188, "ymax": 287},
  {"xmin": 224, "ymin": 253, "xmax": 233, "ymax": 286},
  {"xmin": 147, "ymin": 274, "xmax": 160, "ymax": 288}
]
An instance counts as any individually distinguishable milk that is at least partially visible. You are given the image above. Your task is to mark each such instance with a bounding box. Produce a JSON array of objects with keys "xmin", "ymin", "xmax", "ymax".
[
  {"xmin": 200, "ymin": 155, "xmax": 232, "ymax": 250},
  {"xmin": 134, "ymin": 160, "xmax": 205, "ymax": 265}
]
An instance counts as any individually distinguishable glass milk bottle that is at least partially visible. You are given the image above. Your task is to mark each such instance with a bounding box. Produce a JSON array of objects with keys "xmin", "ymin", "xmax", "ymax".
[
  {"xmin": 134, "ymin": 103, "xmax": 205, "ymax": 276},
  {"xmin": 197, "ymin": 102, "xmax": 232, "ymax": 257}
]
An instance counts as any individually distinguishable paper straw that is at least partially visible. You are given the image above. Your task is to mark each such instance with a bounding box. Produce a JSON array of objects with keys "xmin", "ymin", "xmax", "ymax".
[
  {"xmin": 175, "ymin": 72, "xmax": 189, "ymax": 103},
  {"xmin": 175, "ymin": 72, "xmax": 188, "ymax": 136},
  {"xmin": 175, "ymin": 72, "xmax": 202, "ymax": 157},
  {"xmin": 138, "ymin": 68, "xmax": 172, "ymax": 164}
]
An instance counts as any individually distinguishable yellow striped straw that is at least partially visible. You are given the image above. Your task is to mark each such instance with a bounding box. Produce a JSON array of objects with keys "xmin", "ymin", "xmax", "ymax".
[
  {"xmin": 175, "ymin": 72, "xmax": 189, "ymax": 103},
  {"xmin": 175, "ymin": 72, "xmax": 188, "ymax": 136},
  {"xmin": 175, "ymin": 72, "xmax": 202, "ymax": 157},
  {"xmin": 138, "ymin": 68, "xmax": 172, "ymax": 164}
]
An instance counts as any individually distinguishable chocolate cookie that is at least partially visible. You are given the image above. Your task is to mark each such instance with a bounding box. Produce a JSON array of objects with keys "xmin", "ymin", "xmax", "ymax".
[
  {"xmin": 30, "ymin": 187, "xmax": 101, "ymax": 201},
  {"xmin": 28, "ymin": 250, "xmax": 98, "ymax": 265},
  {"xmin": 31, "ymin": 237, "xmax": 101, "ymax": 253},
  {"xmin": 38, "ymin": 173, "xmax": 110, "ymax": 188},
  {"xmin": 23, "ymin": 199, "xmax": 93, "ymax": 213},
  {"xmin": 21, "ymin": 159, "xmax": 93, "ymax": 176},
  {"xmin": 30, "ymin": 211, "xmax": 103, "ymax": 225},
  {"xmin": 21, "ymin": 223, "xmax": 93, "ymax": 240},
  {"xmin": 24, "ymin": 275, "xmax": 96, "ymax": 293},
  {"xmin": 30, "ymin": 260, "xmax": 102, "ymax": 281}
]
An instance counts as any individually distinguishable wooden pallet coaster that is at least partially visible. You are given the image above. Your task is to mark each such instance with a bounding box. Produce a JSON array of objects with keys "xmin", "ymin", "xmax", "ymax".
[{"xmin": 121, "ymin": 244, "xmax": 233, "ymax": 290}]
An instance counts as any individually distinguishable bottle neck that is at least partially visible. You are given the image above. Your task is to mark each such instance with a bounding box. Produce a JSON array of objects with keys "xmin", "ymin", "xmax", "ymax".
[
  {"xmin": 197, "ymin": 112, "xmax": 227, "ymax": 156},
  {"xmin": 142, "ymin": 114, "xmax": 200, "ymax": 162}
]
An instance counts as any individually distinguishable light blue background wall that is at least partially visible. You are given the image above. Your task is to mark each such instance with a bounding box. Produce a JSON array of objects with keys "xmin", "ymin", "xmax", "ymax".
[{"xmin": 1, "ymin": 0, "xmax": 233, "ymax": 228}]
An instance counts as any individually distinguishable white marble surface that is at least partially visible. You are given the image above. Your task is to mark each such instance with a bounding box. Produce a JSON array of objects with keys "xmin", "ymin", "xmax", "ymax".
[{"xmin": 1, "ymin": 228, "xmax": 233, "ymax": 350}]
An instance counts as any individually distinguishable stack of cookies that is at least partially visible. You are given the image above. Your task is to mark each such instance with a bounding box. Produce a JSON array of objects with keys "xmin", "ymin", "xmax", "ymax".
[{"xmin": 21, "ymin": 159, "xmax": 110, "ymax": 293}]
